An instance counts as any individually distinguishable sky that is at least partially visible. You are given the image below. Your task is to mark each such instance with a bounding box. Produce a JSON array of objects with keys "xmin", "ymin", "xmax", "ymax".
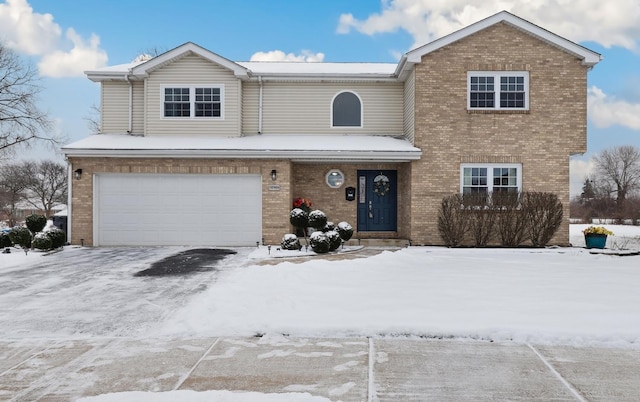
[{"xmin": 1, "ymin": 0, "xmax": 639, "ymax": 197}]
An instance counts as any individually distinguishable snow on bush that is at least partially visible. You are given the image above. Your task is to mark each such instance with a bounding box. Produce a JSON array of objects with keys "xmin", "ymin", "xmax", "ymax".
[
  {"xmin": 309, "ymin": 231, "xmax": 330, "ymax": 253},
  {"xmin": 32, "ymin": 232, "xmax": 52, "ymax": 251},
  {"xmin": 289, "ymin": 208, "xmax": 309, "ymax": 230},
  {"xmin": 308, "ymin": 210, "xmax": 327, "ymax": 230},
  {"xmin": 281, "ymin": 234, "xmax": 301, "ymax": 251},
  {"xmin": 47, "ymin": 227, "xmax": 66, "ymax": 249},
  {"xmin": 325, "ymin": 230, "xmax": 342, "ymax": 251},
  {"xmin": 323, "ymin": 221, "xmax": 335, "ymax": 232},
  {"xmin": 8, "ymin": 226, "xmax": 31, "ymax": 253},
  {"xmin": 25, "ymin": 214, "xmax": 47, "ymax": 234},
  {"xmin": 337, "ymin": 221, "xmax": 353, "ymax": 241},
  {"xmin": 0, "ymin": 231, "xmax": 11, "ymax": 248}
]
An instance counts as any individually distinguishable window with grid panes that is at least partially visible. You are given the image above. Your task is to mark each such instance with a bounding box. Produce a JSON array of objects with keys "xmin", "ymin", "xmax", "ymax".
[{"xmin": 467, "ymin": 72, "xmax": 528, "ymax": 110}]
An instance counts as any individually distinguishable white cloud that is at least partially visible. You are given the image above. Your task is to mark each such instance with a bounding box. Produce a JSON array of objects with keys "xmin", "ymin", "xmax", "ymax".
[
  {"xmin": 570, "ymin": 158, "xmax": 596, "ymax": 198},
  {"xmin": 0, "ymin": 0, "xmax": 108, "ymax": 77},
  {"xmin": 38, "ymin": 28, "xmax": 108, "ymax": 78},
  {"xmin": 0, "ymin": 0, "xmax": 60, "ymax": 54},
  {"xmin": 588, "ymin": 86, "xmax": 640, "ymax": 130},
  {"xmin": 250, "ymin": 50, "xmax": 325, "ymax": 62},
  {"xmin": 337, "ymin": 0, "xmax": 640, "ymax": 51}
]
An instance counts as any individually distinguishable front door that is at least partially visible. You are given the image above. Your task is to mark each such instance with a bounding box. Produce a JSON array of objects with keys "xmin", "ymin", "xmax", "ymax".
[{"xmin": 357, "ymin": 170, "xmax": 397, "ymax": 232}]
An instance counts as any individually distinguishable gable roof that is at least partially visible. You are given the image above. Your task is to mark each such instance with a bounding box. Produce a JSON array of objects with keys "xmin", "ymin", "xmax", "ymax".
[
  {"xmin": 85, "ymin": 11, "xmax": 601, "ymax": 83},
  {"xmin": 396, "ymin": 10, "xmax": 601, "ymax": 78}
]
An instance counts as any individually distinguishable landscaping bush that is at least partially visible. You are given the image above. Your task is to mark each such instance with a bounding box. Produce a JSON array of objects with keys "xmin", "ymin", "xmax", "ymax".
[
  {"xmin": 463, "ymin": 193, "xmax": 495, "ymax": 246},
  {"xmin": 289, "ymin": 208, "xmax": 309, "ymax": 230},
  {"xmin": 26, "ymin": 214, "xmax": 47, "ymax": 234},
  {"xmin": 8, "ymin": 226, "xmax": 31, "ymax": 253},
  {"xmin": 32, "ymin": 232, "xmax": 52, "ymax": 251},
  {"xmin": 47, "ymin": 227, "xmax": 67, "ymax": 249},
  {"xmin": 308, "ymin": 210, "xmax": 328, "ymax": 230},
  {"xmin": 0, "ymin": 232, "xmax": 12, "ymax": 248},
  {"xmin": 326, "ymin": 230, "xmax": 342, "ymax": 251},
  {"xmin": 281, "ymin": 234, "xmax": 301, "ymax": 251},
  {"xmin": 494, "ymin": 192, "xmax": 528, "ymax": 247},
  {"xmin": 437, "ymin": 194, "xmax": 468, "ymax": 247},
  {"xmin": 323, "ymin": 221, "xmax": 335, "ymax": 232},
  {"xmin": 522, "ymin": 192, "xmax": 563, "ymax": 246},
  {"xmin": 309, "ymin": 231, "xmax": 330, "ymax": 253},
  {"xmin": 336, "ymin": 222, "xmax": 354, "ymax": 242}
]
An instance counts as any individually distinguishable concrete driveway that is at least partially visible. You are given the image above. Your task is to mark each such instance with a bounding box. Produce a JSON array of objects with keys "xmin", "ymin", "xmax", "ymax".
[{"xmin": 0, "ymin": 246, "xmax": 251, "ymax": 339}]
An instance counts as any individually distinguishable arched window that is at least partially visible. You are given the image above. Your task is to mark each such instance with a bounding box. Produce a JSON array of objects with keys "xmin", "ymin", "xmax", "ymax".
[{"xmin": 332, "ymin": 91, "xmax": 362, "ymax": 127}]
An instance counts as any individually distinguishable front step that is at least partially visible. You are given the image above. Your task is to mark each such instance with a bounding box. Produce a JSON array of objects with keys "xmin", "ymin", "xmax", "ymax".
[{"xmin": 344, "ymin": 238, "xmax": 410, "ymax": 247}]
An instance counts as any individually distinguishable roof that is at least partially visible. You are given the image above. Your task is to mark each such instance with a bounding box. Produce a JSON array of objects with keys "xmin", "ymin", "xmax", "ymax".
[
  {"xmin": 85, "ymin": 11, "xmax": 600, "ymax": 83},
  {"xmin": 61, "ymin": 134, "xmax": 422, "ymax": 162}
]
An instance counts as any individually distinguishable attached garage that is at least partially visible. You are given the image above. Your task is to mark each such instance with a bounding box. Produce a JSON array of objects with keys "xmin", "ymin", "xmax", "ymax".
[{"xmin": 94, "ymin": 174, "xmax": 262, "ymax": 246}]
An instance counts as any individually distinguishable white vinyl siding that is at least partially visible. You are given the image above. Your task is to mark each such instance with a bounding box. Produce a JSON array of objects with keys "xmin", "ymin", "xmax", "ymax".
[
  {"xmin": 101, "ymin": 81, "xmax": 145, "ymax": 134},
  {"xmin": 101, "ymin": 82, "xmax": 129, "ymax": 133},
  {"xmin": 242, "ymin": 82, "xmax": 403, "ymax": 135},
  {"xmin": 403, "ymin": 69, "xmax": 415, "ymax": 144},
  {"xmin": 145, "ymin": 54, "xmax": 241, "ymax": 136}
]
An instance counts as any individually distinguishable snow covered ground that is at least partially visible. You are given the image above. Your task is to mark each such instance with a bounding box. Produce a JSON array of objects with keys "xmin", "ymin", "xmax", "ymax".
[{"xmin": 2, "ymin": 225, "xmax": 640, "ymax": 401}]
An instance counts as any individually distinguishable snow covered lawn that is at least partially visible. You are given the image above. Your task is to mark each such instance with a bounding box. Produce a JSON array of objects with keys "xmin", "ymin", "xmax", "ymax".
[{"xmin": 1, "ymin": 225, "xmax": 639, "ymax": 348}]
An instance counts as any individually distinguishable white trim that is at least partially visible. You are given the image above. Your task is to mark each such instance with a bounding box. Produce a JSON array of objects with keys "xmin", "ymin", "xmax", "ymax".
[
  {"xmin": 460, "ymin": 163, "xmax": 523, "ymax": 194},
  {"xmin": 404, "ymin": 11, "xmax": 601, "ymax": 67},
  {"xmin": 467, "ymin": 71, "xmax": 529, "ymax": 111},
  {"xmin": 160, "ymin": 84, "xmax": 225, "ymax": 120},
  {"xmin": 330, "ymin": 90, "xmax": 364, "ymax": 129}
]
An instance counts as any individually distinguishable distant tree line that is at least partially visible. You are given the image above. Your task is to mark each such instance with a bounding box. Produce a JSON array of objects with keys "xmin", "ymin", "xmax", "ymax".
[
  {"xmin": 0, "ymin": 160, "xmax": 67, "ymax": 227},
  {"xmin": 572, "ymin": 145, "xmax": 640, "ymax": 224}
]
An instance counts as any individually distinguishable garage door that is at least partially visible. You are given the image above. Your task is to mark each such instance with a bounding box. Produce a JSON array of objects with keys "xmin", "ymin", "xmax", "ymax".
[{"xmin": 94, "ymin": 174, "xmax": 262, "ymax": 246}]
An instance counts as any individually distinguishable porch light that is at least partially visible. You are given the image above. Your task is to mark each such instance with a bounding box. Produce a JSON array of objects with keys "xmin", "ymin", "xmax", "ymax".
[
  {"xmin": 271, "ymin": 169, "xmax": 277, "ymax": 181},
  {"xmin": 74, "ymin": 168, "xmax": 83, "ymax": 180}
]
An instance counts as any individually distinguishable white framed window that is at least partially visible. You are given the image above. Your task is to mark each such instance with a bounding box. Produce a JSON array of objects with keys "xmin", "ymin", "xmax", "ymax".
[
  {"xmin": 460, "ymin": 164, "xmax": 522, "ymax": 194},
  {"xmin": 467, "ymin": 72, "xmax": 529, "ymax": 110},
  {"xmin": 162, "ymin": 85, "xmax": 224, "ymax": 119},
  {"xmin": 331, "ymin": 91, "xmax": 362, "ymax": 128},
  {"xmin": 326, "ymin": 169, "xmax": 345, "ymax": 188}
]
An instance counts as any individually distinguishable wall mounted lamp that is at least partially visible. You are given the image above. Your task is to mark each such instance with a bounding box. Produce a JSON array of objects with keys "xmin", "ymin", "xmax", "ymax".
[
  {"xmin": 74, "ymin": 168, "xmax": 83, "ymax": 180},
  {"xmin": 271, "ymin": 169, "xmax": 277, "ymax": 181}
]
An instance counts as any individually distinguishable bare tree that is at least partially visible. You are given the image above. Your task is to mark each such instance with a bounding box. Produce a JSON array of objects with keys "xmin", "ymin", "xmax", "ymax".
[
  {"xmin": 0, "ymin": 161, "xmax": 32, "ymax": 226},
  {"xmin": 593, "ymin": 145, "xmax": 640, "ymax": 210},
  {"xmin": 0, "ymin": 43, "xmax": 56, "ymax": 157},
  {"xmin": 84, "ymin": 103, "xmax": 101, "ymax": 134},
  {"xmin": 24, "ymin": 160, "xmax": 68, "ymax": 218}
]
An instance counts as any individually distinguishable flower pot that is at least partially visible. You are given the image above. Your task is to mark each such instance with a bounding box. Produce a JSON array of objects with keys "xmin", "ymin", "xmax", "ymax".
[{"xmin": 585, "ymin": 234, "xmax": 607, "ymax": 249}]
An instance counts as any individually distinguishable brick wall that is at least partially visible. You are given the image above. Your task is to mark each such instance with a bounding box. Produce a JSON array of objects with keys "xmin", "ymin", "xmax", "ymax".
[{"xmin": 410, "ymin": 22, "xmax": 589, "ymax": 245}]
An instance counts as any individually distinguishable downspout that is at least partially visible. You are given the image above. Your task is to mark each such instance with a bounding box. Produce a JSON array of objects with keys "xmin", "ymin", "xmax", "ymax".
[
  {"xmin": 125, "ymin": 73, "xmax": 132, "ymax": 134},
  {"xmin": 258, "ymin": 75, "xmax": 263, "ymax": 134},
  {"xmin": 66, "ymin": 162, "xmax": 72, "ymax": 244}
]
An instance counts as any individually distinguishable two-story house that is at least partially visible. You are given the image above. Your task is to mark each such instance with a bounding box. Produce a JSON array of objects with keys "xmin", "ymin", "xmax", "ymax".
[{"xmin": 62, "ymin": 11, "xmax": 600, "ymax": 247}]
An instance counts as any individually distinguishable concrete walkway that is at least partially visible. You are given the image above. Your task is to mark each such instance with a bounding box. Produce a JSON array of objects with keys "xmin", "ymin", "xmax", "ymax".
[{"xmin": 2, "ymin": 337, "xmax": 639, "ymax": 401}]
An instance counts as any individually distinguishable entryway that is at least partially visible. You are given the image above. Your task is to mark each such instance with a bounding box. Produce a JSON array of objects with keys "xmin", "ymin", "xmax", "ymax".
[{"xmin": 356, "ymin": 170, "xmax": 397, "ymax": 232}]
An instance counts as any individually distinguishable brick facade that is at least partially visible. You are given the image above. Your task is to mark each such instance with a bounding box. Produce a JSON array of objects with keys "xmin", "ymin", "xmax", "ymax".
[{"xmin": 409, "ymin": 22, "xmax": 589, "ymax": 245}]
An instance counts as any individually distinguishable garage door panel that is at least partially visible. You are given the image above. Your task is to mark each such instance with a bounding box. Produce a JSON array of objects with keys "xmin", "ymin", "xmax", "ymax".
[{"xmin": 96, "ymin": 174, "xmax": 262, "ymax": 246}]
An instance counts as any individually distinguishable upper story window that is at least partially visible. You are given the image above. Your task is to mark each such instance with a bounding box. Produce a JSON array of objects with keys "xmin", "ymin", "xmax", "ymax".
[
  {"xmin": 461, "ymin": 164, "xmax": 522, "ymax": 194},
  {"xmin": 332, "ymin": 91, "xmax": 362, "ymax": 127},
  {"xmin": 468, "ymin": 72, "xmax": 529, "ymax": 111},
  {"xmin": 163, "ymin": 85, "xmax": 224, "ymax": 119}
]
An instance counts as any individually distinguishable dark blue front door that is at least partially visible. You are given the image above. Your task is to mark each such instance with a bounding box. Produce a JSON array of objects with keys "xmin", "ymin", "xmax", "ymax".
[{"xmin": 357, "ymin": 170, "xmax": 397, "ymax": 232}]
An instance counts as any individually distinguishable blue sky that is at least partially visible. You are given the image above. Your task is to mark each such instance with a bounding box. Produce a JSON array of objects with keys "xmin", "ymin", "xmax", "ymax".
[{"xmin": 1, "ymin": 0, "xmax": 639, "ymax": 197}]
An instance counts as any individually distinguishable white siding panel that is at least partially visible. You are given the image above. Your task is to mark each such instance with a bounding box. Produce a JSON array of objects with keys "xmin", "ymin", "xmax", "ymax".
[
  {"xmin": 254, "ymin": 82, "xmax": 403, "ymax": 135},
  {"xmin": 403, "ymin": 69, "xmax": 416, "ymax": 144},
  {"xmin": 101, "ymin": 82, "xmax": 129, "ymax": 133},
  {"xmin": 132, "ymin": 81, "xmax": 144, "ymax": 134},
  {"xmin": 145, "ymin": 54, "xmax": 241, "ymax": 136},
  {"xmin": 242, "ymin": 82, "xmax": 260, "ymax": 134}
]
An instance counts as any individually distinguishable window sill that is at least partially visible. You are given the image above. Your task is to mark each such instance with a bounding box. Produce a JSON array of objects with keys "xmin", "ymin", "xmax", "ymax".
[{"xmin": 467, "ymin": 109, "xmax": 530, "ymax": 115}]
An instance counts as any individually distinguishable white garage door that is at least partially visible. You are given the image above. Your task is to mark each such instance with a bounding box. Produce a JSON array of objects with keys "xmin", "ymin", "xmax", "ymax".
[{"xmin": 95, "ymin": 174, "xmax": 262, "ymax": 246}]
